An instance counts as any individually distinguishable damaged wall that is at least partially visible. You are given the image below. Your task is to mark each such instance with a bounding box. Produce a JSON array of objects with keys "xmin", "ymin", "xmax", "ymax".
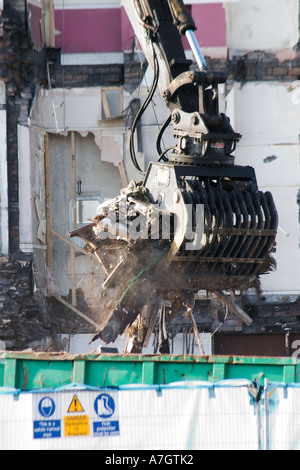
[
  {"xmin": 0, "ymin": 255, "xmax": 55, "ymax": 351},
  {"xmin": 28, "ymin": 84, "xmax": 141, "ymax": 311},
  {"xmin": 48, "ymin": 131, "xmax": 122, "ymax": 298},
  {"xmin": 225, "ymin": 0, "xmax": 299, "ymax": 51},
  {"xmin": 0, "ymin": 0, "xmax": 130, "ymax": 349}
]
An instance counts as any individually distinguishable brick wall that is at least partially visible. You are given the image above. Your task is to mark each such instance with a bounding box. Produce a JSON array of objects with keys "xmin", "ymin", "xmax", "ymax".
[{"xmin": 207, "ymin": 51, "xmax": 300, "ymax": 83}]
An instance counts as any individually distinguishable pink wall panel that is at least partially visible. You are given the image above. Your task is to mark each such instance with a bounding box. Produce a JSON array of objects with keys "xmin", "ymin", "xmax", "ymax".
[
  {"xmin": 121, "ymin": 6, "xmax": 135, "ymax": 52},
  {"xmin": 192, "ymin": 4, "xmax": 227, "ymax": 47},
  {"xmin": 54, "ymin": 9, "xmax": 122, "ymax": 53}
]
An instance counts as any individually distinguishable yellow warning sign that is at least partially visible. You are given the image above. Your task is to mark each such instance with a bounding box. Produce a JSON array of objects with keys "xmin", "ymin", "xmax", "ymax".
[
  {"xmin": 67, "ymin": 394, "xmax": 85, "ymax": 413},
  {"xmin": 64, "ymin": 415, "xmax": 90, "ymax": 437}
]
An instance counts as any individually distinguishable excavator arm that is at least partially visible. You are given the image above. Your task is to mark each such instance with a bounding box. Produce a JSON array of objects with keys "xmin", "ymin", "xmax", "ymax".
[
  {"xmin": 123, "ymin": 0, "xmax": 198, "ymax": 97},
  {"xmin": 123, "ymin": 0, "xmax": 241, "ymax": 168}
]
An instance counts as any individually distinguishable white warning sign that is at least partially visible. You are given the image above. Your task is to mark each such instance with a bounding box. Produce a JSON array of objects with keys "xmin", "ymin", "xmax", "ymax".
[
  {"xmin": 93, "ymin": 393, "xmax": 120, "ymax": 437},
  {"xmin": 32, "ymin": 390, "xmax": 120, "ymax": 440}
]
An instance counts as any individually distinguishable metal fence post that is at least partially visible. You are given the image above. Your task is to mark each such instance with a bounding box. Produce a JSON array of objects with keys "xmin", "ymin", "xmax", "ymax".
[{"xmin": 264, "ymin": 378, "xmax": 270, "ymax": 450}]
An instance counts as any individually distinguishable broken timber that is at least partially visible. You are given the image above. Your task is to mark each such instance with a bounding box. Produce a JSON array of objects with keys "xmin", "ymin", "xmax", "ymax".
[{"xmin": 213, "ymin": 291, "xmax": 253, "ymax": 326}]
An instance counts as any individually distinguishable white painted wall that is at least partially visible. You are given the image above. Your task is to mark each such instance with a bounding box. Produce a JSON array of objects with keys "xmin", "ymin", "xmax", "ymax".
[
  {"xmin": 18, "ymin": 126, "xmax": 34, "ymax": 253},
  {"xmin": 48, "ymin": 132, "xmax": 122, "ymax": 297},
  {"xmin": 30, "ymin": 87, "xmax": 103, "ymax": 133},
  {"xmin": 0, "ymin": 82, "xmax": 8, "ymax": 256},
  {"xmin": 226, "ymin": 81, "xmax": 300, "ymax": 296},
  {"xmin": 225, "ymin": 0, "xmax": 299, "ymax": 51}
]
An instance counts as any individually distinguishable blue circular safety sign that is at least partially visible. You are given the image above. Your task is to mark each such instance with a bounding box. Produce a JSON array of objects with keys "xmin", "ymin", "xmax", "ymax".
[
  {"xmin": 94, "ymin": 393, "xmax": 115, "ymax": 418},
  {"xmin": 38, "ymin": 397, "xmax": 56, "ymax": 418}
]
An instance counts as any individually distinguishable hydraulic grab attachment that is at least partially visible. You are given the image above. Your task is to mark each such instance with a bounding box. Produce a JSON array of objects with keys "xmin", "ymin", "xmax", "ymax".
[{"xmin": 69, "ymin": 0, "xmax": 278, "ymax": 351}]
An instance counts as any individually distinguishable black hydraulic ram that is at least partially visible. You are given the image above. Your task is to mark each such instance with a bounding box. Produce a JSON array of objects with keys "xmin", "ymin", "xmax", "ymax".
[{"xmin": 168, "ymin": 0, "xmax": 207, "ymax": 70}]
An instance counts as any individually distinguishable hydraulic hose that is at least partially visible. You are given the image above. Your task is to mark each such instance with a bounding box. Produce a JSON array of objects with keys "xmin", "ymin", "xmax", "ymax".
[
  {"xmin": 129, "ymin": 43, "xmax": 160, "ymax": 174},
  {"xmin": 156, "ymin": 114, "xmax": 171, "ymax": 160}
]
